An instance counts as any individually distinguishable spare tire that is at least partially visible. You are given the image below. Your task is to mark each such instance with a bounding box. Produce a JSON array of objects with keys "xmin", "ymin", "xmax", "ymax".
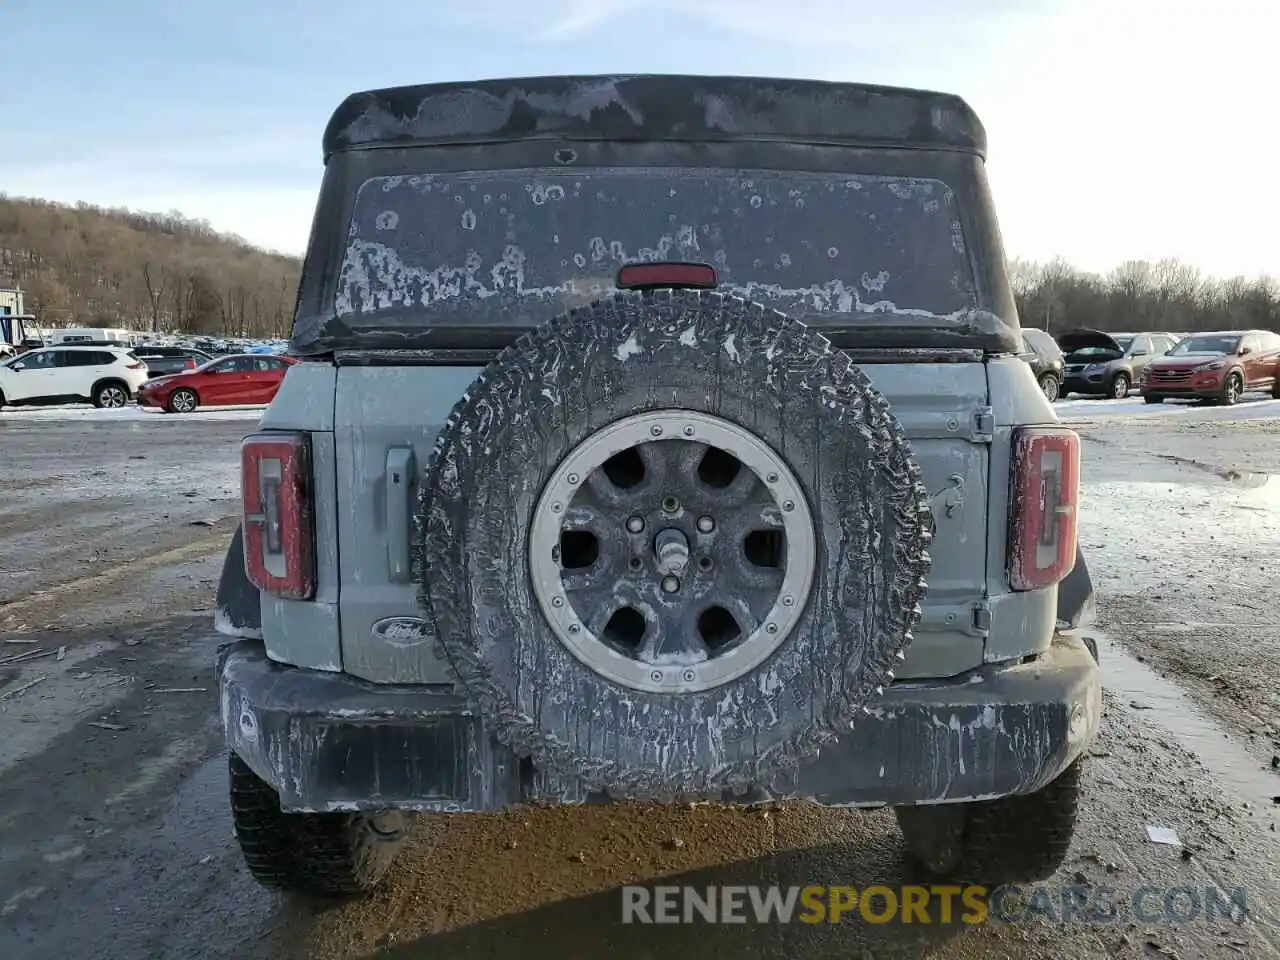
[{"xmin": 417, "ymin": 290, "xmax": 930, "ymax": 799}]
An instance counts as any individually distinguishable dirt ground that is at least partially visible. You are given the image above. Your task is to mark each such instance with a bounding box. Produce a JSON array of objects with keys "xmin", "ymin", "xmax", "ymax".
[{"xmin": 2, "ymin": 400, "xmax": 1280, "ymax": 959}]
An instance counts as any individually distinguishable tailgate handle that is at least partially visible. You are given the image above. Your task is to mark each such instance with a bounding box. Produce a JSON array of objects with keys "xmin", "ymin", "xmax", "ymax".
[{"xmin": 385, "ymin": 446, "xmax": 417, "ymax": 582}]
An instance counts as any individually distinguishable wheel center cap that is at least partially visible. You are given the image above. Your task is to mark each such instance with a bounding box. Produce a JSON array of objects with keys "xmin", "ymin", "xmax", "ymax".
[{"xmin": 654, "ymin": 528, "xmax": 690, "ymax": 575}]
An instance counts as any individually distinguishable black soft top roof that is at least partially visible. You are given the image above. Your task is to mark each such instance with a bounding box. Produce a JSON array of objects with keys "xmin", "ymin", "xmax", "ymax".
[{"xmin": 323, "ymin": 74, "xmax": 986, "ymax": 159}]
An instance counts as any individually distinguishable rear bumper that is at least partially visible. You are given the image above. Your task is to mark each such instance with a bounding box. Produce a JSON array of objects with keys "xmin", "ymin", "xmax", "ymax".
[{"xmin": 218, "ymin": 634, "xmax": 1101, "ymax": 813}]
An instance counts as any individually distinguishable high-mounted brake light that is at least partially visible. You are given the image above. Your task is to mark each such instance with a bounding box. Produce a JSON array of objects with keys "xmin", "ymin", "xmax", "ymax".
[
  {"xmin": 1008, "ymin": 427, "xmax": 1079, "ymax": 592},
  {"xmin": 241, "ymin": 432, "xmax": 315, "ymax": 600},
  {"xmin": 616, "ymin": 262, "xmax": 718, "ymax": 291}
]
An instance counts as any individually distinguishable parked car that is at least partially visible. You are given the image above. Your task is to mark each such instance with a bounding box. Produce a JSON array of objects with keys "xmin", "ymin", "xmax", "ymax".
[
  {"xmin": 213, "ymin": 75, "xmax": 1099, "ymax": 897},
  {"xmin": 0, "ymin": 344, "xmax": 149, "ymax": 409},
  {"xmin": 1059, "ymin": 330, "xmax": 1179, "ymax": 399},
  {"xmin": 136, "ymin": 353, "xmax": 298, "ymax": 413},
  {"xmin": 131, "ymin": 344, "xmax": 215, "ymax": 378},
  {"xmin": 1018, "ymin": 327, "xmax": 1065, "ymax": 401},
  {"xmin": 1140, "ymin": 330, "xmax": 1280, "ymax": 405}
]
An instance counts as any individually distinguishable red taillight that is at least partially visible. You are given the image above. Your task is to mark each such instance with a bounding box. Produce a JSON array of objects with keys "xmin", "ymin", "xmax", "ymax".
[
  {"xmin": 126, "ymin": 361, "xmax": 145, "ymax": 370},
  {"xmin": 185, "ymin": 358, "xmax": 196, "ymax": 369},
  {"xmin": 241, "ymin": 432, "xmax": 315, "ymax": 600},
  {"xmin": 616, "ymin": 261, "xmax": 718, "ymax": 291},
  {"xmin": 1008, "ymin": 427, "xmax": 1079, "ymax": 592}
]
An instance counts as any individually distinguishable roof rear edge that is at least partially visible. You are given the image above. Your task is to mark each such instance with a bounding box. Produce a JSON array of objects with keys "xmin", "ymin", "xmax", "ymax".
[{"xmin": 323, "ymin": 74, "xmax": 987, "ymax": 159}]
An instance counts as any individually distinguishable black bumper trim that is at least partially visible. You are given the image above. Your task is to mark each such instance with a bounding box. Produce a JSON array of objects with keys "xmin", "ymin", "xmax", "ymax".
[{"xmin": 218, "ymin": 634, "xmax": 1101, "ymax": 812}]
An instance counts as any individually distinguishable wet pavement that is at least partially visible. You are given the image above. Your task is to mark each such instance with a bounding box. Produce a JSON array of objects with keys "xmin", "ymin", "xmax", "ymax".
[{"xmin": 2, "ymin": 403, "xmax": 1280, "ymax": 959}]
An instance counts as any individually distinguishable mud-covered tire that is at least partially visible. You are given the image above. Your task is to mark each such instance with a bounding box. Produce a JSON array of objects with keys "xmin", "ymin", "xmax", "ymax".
[
  {"xmin": 228, "ymin": 753, "xmax": 409, "ymax": 896},
  {"xmin": 417, "ymin": 289, "xmax": 931, "ymax": 799},
  {"xmin": 895, "ymin": 760, "xmax": 1083, "ymax": 884}
]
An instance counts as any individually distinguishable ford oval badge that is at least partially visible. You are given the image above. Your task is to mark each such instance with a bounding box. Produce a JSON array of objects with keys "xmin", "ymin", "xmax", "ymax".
[{"xmin": 371, "ymin": 616, "xmax": 432, "ymax": 648}]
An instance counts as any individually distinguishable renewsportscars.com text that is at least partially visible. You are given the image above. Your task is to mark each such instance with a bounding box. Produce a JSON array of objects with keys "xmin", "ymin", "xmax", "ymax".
[{"xmin": 621, "ymin": 884, "xmax": 1249, "ymax": 926}]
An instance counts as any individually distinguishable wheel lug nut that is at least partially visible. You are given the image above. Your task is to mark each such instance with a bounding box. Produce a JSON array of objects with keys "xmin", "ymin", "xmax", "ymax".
[
  {"xmin": 697, "ymin": 515, "xmax": 715, "ymax": 533},
  {"xmin": 662, "ymin": 496, "xmax": 679, "ymax": 513},
  {"xmin": 628, "ymin": 557, "xmax": 643, "ymax": 572},
  {"xmin": 766, "ymin": 472, "xmax": 779, "ymax": 484},
  {"xmin": 626, "ymin": 515, "xmax": 645, "ymax": 533},
  {"xmin": 567, "ymin": 472, "xmax": 580, "ymax": 485},
  {"xmin": 650, "ymin": 425, "xmax": 663, "ymax": 437},
  {"xmin": 782, "ymin": 500, "xmax": 795, "ymax": 512},
  {"xmin": 552, "ymin": 596, "xmax": 564, "ymax": 607},
  {"xmin": 661, "ymin": 575, "xmax": 681, "ymax": 594},
  {"xmin": 681, "ymin": 669, "xmax": 696, "ymax": 683}
]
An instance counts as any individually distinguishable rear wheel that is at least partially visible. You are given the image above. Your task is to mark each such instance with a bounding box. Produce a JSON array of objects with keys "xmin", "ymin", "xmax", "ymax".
[
  {"xmin": 168, "ymin": 388, "xmax": 199, "ymax": 414},
  {"xmin": 895, "ymin": 760, "xmax": 1083, "ymax": 884},
  {"xmin": 229, "ymin": 753, "xmax": 409, "ymax": 896},
  {"xmin": 1038, "ymin": 373, "xmax": 1061, "ymax": 403},
  {"xmin": 92, "ymin": 381, "xmax": 130, "ymax": 409},
  {"xmin": 1108, "ymin": 372, "xmax": 1130, "ymax": 399}
]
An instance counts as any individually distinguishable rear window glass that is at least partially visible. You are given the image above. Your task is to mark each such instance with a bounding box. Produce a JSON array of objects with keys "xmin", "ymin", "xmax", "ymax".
[{"xmin": 333, "ymin": 168, "xmax": 976, "ymax": 330}]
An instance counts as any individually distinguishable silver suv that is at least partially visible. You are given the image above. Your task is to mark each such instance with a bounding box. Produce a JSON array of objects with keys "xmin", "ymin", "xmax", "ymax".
[{"xmin": 214, "ymin": 75, "xmax": 1100, "ymax": 895}]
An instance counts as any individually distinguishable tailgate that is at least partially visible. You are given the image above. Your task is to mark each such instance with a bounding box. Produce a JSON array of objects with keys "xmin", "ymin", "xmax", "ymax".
[{"xmin": 333, "ymin": 362, "xmax": 991, "ymax": 684}]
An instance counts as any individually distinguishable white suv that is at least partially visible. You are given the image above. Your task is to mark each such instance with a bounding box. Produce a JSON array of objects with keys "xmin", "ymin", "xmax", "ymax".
[{"xmin": 0, "ymin": 345, "xmax": 150, "ymax": 410}]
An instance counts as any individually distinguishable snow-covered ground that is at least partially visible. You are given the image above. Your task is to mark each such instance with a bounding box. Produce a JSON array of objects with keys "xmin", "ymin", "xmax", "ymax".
[
  {"xmin": 0, "ymin": 404, "xmax": 266, "ymax": 421},
  {"xmin": 1057, "ymin": 393, "xmax": 1280, "ymax": 421}
]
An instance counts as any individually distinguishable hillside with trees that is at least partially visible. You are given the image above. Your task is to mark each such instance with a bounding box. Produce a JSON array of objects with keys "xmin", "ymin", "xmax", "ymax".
[{"xmin": 0, "ymin": 195, "xmax": 302, "ymax": 338}]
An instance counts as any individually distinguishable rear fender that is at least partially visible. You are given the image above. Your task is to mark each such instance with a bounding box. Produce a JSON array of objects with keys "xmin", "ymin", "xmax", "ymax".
[
  {"xmin": 1056, "ymin": 545, "xmax": 1094, "ymax": 631},
  {"xmin": 215, "ymin": 524, "xmax": 262, "ymax": 638}
]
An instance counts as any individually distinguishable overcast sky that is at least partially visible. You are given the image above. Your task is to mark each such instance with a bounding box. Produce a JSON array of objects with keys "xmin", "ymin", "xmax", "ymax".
[{"xmin": 2, "ymin": 0, "xmax": 1276, "ymax": 278}]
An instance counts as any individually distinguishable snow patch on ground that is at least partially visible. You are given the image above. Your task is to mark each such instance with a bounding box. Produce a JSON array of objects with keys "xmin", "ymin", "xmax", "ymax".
[
  {"xmin": 1057, "ymin": 395, "xmax": 1280, "ymax": 422},
  {"xmin": 0, "ymin": 404, "xmax": 266, "ymax": 422}
]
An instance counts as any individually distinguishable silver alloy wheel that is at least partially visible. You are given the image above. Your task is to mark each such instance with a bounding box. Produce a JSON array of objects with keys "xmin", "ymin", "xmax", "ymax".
[
  {"xmin": 98, "ymin": 385, "xmax": 128, "ymax": 408},
  {"xmin": 172, "ymin": 390, "xmax": 196, "ymax": 413},
  {"xmin": 528, "ymin": 410, "xmax": 817, "ymax": 695},
  {"xmin": 1039, "ymin": 374, "xmax": 1060, "ymax": 403}
]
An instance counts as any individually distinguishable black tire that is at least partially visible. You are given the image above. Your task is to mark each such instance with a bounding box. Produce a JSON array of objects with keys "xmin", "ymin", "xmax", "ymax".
[
  {"xmin": 1038, "ymin": 373, "xmax": 1061, "ymax": 403},
  {"xmin": 1221, "ymin": 372, "xmax": 1243, "ymax": 406},
  {"xmin": 228, "ymin": 753, "xmax": 409, "ymax": 896},
  {"xmin": 418, "ymin": 289, "xmax": 931, "ymax": 799},
  {"xmin": 1143, "ymin": 395, "xmax": 1163, "ymax": 404},
  {"xmin": 1108, "ymin": 372, "xmax": 1130, "ymax": 399},
  {"xmin": 92, "ymin": 380, "xmax": 131, "ymax": 409},
  {"xmin": 167, "ymin": 388, "xmax": 199, "ymax": 414},
  {"xmin": 895, "ymin": 760, "xmax": 1083, "ymax": 885}
]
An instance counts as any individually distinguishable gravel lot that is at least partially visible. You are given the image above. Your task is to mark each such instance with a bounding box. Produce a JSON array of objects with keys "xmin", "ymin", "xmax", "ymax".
[{"xmin": 1, "ymin": 398, "xmax": 1279, "ymax": 959}]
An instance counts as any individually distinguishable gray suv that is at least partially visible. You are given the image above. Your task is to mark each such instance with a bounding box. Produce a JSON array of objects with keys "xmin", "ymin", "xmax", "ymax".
[
  {"xmin": 1060, "ymin": 329, "xmax": 1180, "ymax": 399},
  {"xmin": 214, "ymin": 75, "xmax": 1100, "ymax": 895}
]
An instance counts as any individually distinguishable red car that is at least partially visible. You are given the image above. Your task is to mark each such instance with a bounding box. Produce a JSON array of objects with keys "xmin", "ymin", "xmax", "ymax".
[
  {"xmin": 137, "ymin": 353, "xmax": 298, "ymax": 413},
  {"xmin": 1140, "ymin": 329, "xmax": 1280, "ymax": 405}
]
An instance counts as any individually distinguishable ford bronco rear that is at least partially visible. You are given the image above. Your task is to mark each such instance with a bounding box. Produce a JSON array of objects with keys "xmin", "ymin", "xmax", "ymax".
[{"xmin": 214, "ymin": 75, "xmax": 1101, "ymax": 895}]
